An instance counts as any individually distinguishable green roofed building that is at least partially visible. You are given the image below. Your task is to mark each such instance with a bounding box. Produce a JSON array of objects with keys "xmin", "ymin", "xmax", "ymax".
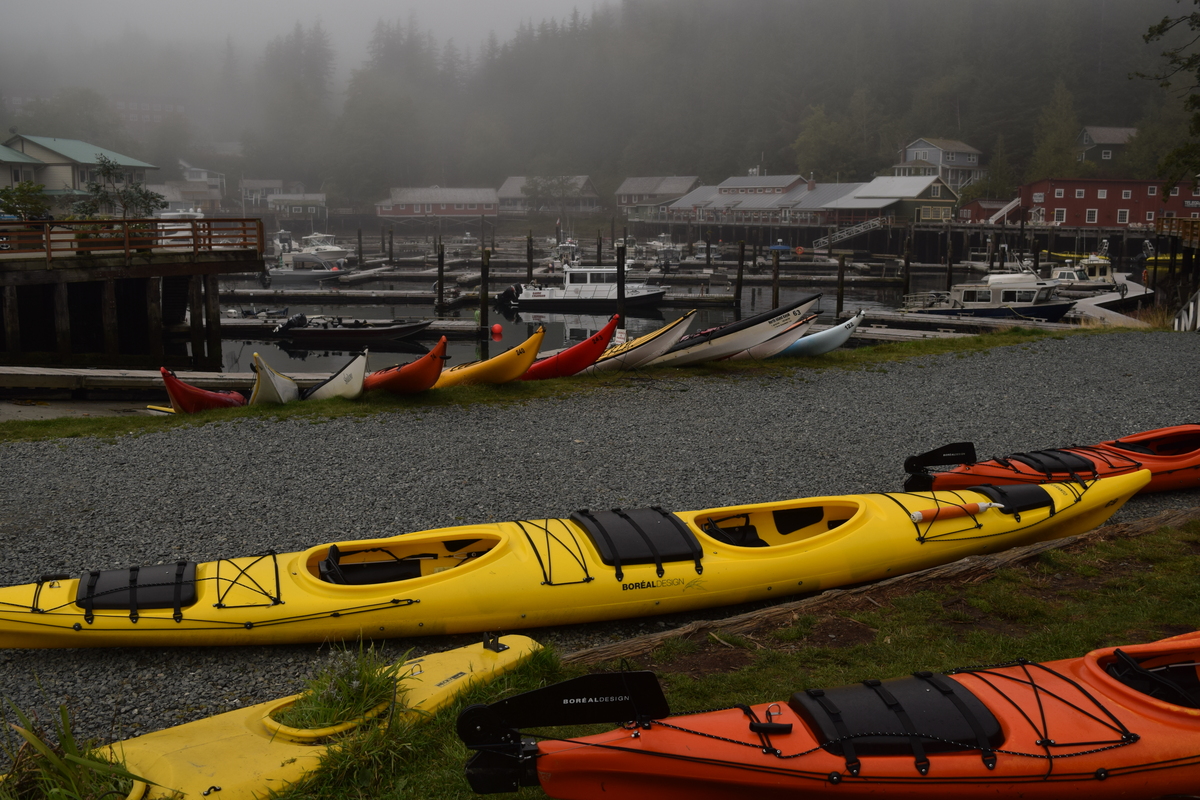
[{"xmin": 1, "ymin": 135, "xmax": 157, "ymax": 197}]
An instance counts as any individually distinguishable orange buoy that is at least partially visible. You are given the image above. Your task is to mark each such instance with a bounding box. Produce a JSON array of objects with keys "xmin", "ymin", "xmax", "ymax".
[{"xmin": 795, "ymin": 246, "xmax": 805, "ymax": 256}]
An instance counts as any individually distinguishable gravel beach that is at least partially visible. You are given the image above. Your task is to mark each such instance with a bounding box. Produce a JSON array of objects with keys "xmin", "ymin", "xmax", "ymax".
[{"xmin": 1, "ymin": 330, "xmax": 1198, "ymax": 752}]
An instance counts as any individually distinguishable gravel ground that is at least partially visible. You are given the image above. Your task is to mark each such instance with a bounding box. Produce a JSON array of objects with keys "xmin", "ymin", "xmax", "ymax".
[{"xmin": 0, "ymin": 330, "xmax": 1198, "ymax": 752}]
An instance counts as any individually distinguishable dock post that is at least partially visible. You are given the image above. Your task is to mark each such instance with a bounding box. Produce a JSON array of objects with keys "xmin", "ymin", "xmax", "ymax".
[
  {"xmin": 526, "ymin": 230, "xmax": 533, "ymax": 282},
  {"xmin": 104, "ymin": 279, "xmax": 120, "ymax": 356},
  {"xmin": 357, "ymin": 228, "xmax": 364, "ymax": 266},
  {"xmin": 902, "ymin": 236, "xmax": 912, "ymax": 296},
  {"xmin": 203, "ymin": 275, "xmax": 221, "ymax": 370},
  {"xmin": 146, "ymin": 276, "xmax": 164, "ymax": 363},
  {"xmin": 617, "ymin": 245, "xmax": 627, "ymax": 325},
  {"xmin": 837, "ymin": 254, "xmax": 846, "ymax": 316},
  {"xmin": 4, "ymin": 285, "xmax": 20, "ymax": 354},
  {"xmin": 596, "ymin": 231, "xmax": 602, "ymax": 265},
  {"xmin": 380, "ymin": 226, "xmax": 385, "ymax": 258},
  {"xmin": 735, "ymin": 241, "xmax": 745, "ymax": 306},
  {"xmin": 437, "ymin": 242, "xmax": 446, "ymax": 313},
  {"xmin": 772, "ymin": 249, "xmax": 780, "ymax": 309},
  {"xmin": 389, "ymin": 227, "xmax": 394, "ymax": 264},
  {"xmin": 188, "ymin": 276, "xmax": 204, "ymax": 367},
  {"xmin": 479, "ymin": 249, "xmax": 490, "ymax": 359}
]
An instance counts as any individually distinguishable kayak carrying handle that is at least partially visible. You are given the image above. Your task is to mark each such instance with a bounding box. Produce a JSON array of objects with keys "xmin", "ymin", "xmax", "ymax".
[{"xmin": 909, "ymin": 503, "xmax": 1003, "ymax": 524}]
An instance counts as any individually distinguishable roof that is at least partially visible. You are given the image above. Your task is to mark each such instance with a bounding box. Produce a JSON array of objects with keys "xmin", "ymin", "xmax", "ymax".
[
  {"xmin": 268, "ymin": 194, "xmax": 327, "ymax": 204},
  {"xmin": 849, "ymin": 176, "xmax": 953, "ymax": 199},
  {"xmin": 615, "ymin": 176, "xmax": 700, "ymax": 196},
  {"xmin": 0, "ymin": 144, "xmax": 43, "ymax": 165},
  {"xmin": 777, "ymin": 183, "xmax": 863, "ymax": 209},
  {"xmin": 1081, "ymin": 126, "xmax": 1137, "ymax": 145},
  {"xmin": 717, "ymin": 175, "xmax": 802, "ymax": 190},
  {"xmin": 908, "ymin": 138, "xmax": 981, "ymax": 154},
  {"xmin": 6, "ymin": 135, "xmax": 156, "ymax": 168},
  {"xmin": 383, "ymin": 187, "xmax": 498, "ymax": 205}
]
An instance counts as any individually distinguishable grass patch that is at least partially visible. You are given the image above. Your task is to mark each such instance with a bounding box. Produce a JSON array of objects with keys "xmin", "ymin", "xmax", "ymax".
[{"xmin": 271, "ymin": 644, "xmax": 404, "ymax": 731}]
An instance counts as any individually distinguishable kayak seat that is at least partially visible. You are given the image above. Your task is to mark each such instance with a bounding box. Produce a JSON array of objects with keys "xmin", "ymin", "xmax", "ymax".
[
  {"xmin": 966, "ymin": 483, "xmax": 1055, "ymax": 514},
  {"xmin": 700, "ymin": 515, "xmax": 767, "ymax": 547},
  {"xmin": 75, "ymin": 562, "xmax": 197, "ymax": 610},
  {"xmin": 1006, "ymin": 449, "xmax": 1096, "ymax": 474},
  {"xmin": 319, "ymin": 544, "xmax": 424, "ymax": 585},
  {"xmin": 571, "ymin": 507, "xmax": 704, "ymax": 568},
  {"xmin": 790, "ymin": 673, "xmax": 1004, "ymax": 758},
  {"xmin": 1106, "ymin": 649, "xmax": 1200, "ymax": 708},
  {"xmin": 1108, "ymin": 440, "xmax": 1156, "ymax": 455}
]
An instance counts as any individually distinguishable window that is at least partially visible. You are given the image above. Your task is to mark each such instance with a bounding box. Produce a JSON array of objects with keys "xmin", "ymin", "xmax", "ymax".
[
  {"xmin": 1098, "ymin": 189, "xmax": 1107, "ymax": 199},
  {"xmin": 1054, "ymin": 208, "xmax": 1066, "ymax": 222},
  {"xmin": 1193, "ymin": 212, "xmax": 1199, "ymax": 219},
  {"xmin": 1122, "ymin": 190, "xmax": 1132, "ymax": 199},
  {"xmin": 292, "ymin": 206, "xmax": 301, "ymax": 213},
  {"xmin": 968, "ymin": 153, "xmax": 977, "ymax": 163},
  {"xmin": 1146, "ymin": 211, "xmax": 1155, "ymax": 221},
  {"xmin": 1102, "ymin": 150, "xmax": 1112, "ymax": 160},
  {"xmin": 1085, "ymin": 209, "xmax": 1098, "ymax": 223},
  {"xmin": 440, "ymin": 204, "xmax": 447, "ymax": 209},
  {"xmin": 468, "ymin": 203, "xmax": 477, "ymax": 209},
  {"xmin": 455, "ymin": 204, "xmax": 464, "ymax": 209},
  {"xmin": 1117, "ymin": 209, "xmax": 1129, "ymax": 224},
  {"xmin": 946, "ymin": 152, "xmax": 956, "ymax": 162},
  {"xmin": 484, "ymin": 204, "xmax": 493, "ymax": 210},
  {"xmin": 397, "ymin": 204, "xmax": 406, "ymax": 210},
  {"xmin": 1193, "ymin": 187, "xmax": 1200, "ymax": 197},
  {"xmin": 1054, "ymin": 188, "xmax": 1064, "ymax": 198},
  {"xmin": 1075, "ymin": 189, "xmax": 1085, "ymax": 199},
  {"xmin": 916, "ymin": 150, "xmax": 928, "ymax": 161},
  {"xmin": 930, "ymin": 185, "xmax": 941, "ymax": 198},
  {"xmin": 1171, "ymin": 186, "xmax": 1180, "ymax": 196},
  {"xmin": 1002, "ymin": 289, "xmax": 1036, "ymax": 303},
  {"xmin": 961, "ymin": 289, "xmax": 991, "ymax": 303},
  {"xmin": 1148, "ymin": 186, "xmax": 1158, "ymax": 196},
  {"xmin": 307, "ymin": 207, "xmax": 316, "ymax": 213},
  {"xmin": 425, "ymin": 204, "xmax": 432, "ymax": 212}
]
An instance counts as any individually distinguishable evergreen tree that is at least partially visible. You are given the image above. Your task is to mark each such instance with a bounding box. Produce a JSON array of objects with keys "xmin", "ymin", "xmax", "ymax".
[{"xmin": 1025, "ymin": 80, "xmax": 1086, "ymax": 181}]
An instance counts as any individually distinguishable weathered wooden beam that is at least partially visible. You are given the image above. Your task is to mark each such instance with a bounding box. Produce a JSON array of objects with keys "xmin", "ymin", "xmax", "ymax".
[
  {"xmin": 102, "ymin": 279, "xmax": 118, "ymax": 355},
  {"xmin": 3, "ymin": 285, "xmax": 19, "ymax": 354},
  {"xmin": 54, "ymin": 280, "xmax": 71, "ymax": 357},
  {"xmin": 203, "ymin": 274, "xmax": 222, "ymax": 370},
  {"xmin": 146, "ymin": 276, "xmax": 163, "ymax": 362},
  {"xmin": 188, "ymin": 275, "xmax": 204, "ymax": 368}
]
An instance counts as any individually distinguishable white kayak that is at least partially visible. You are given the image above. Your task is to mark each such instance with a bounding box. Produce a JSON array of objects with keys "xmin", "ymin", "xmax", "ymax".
[
  {"xmin": 727, "ymin": 314, "xmax": 817, "ymax": 360},
  {"xmin": 781, "ymin": 308, "xmax": 864, "ymax": 358},
  {"xmin": 649, "ymin": 294, "xmax": 821, "ymax": 367},
  {"xmin": 583, "ymin": 310, "xmax": 696, "ymax": 374},
  {"xmin": 302, "ymin": 350, "xmax": 367, "ymax": 401},
  {"xmin": 249, "ymin": 352, "xmax": 300, "ymax": 405}
]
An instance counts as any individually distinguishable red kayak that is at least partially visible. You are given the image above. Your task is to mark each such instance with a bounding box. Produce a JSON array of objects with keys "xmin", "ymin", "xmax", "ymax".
[
  {"xmin": 904, "ymin": 424, "xmax": 1200, "ymax": 494},
  {"xmin": 159, "ymin": 368, "xmax": 246, "ymax": 413},
  {"xmin": 363, "ymin": 336, "xmax": 447, "ymax": 394},
  {"xmin": 521, "ymin": 315, "xmax": 619, "ymax": 381},
  {"xmin": 460, "ymin": 632, "xmax": 1200, "ymax": 799}
]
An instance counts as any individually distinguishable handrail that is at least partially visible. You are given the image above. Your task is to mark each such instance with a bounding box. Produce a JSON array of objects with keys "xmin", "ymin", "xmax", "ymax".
[
  {"xmin": 812, "ymin": 217, "xmax": 885, "ymax": 249},
  {"xmin": 0, "ymin": 218, "xmax": 265, "ymax": 263}
]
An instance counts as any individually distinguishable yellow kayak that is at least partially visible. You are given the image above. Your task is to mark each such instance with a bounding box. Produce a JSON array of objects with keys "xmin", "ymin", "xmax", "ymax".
[
  {"xmin": 0, "ymin": 471, "xmax": 1148, "ymax": 648},
  {"xmin": 108, "ymin": 635, "xmax": 539, "ymax": 799},
  {"xmin": 433, "ymin": 327, "xmax": 545, "ymax": 388}
]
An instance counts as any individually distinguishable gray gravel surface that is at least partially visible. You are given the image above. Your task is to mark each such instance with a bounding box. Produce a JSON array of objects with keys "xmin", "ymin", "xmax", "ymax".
[{"xmin": 0, "ymin": 331, "xmax": 1198, "ymax": 752}]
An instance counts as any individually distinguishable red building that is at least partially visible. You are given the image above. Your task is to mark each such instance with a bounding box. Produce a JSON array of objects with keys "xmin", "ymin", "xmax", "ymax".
[
  {"xmin": 375, "ymin": 187, "xmax": 499, "ymax": 219},
  {"xmin": 1018, "ymin": 178, "xmax": 1199, "ymax": 228}
]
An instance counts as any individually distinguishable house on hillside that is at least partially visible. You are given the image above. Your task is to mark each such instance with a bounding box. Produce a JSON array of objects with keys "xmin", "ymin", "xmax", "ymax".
[
  {"xmin": 1076, "ymin": 126, "xmax": 1137, "ymax": 166},
  {"xmin": 823, "ymin": 176, "xmax": 958, "ymax": 224},
  {"xmin": 146, "ymin": 160, "xmax": 226, "ymax": 212},
  {"xmin": 375, "ymin": 187, "xmax": 499, "ymax": 219},
  {"xmin": 498, "ymin": 176, "xmax": 601, "ymax": 216},
  {"xmin": 267, "ymin": 193, "xmax": 327, "ymax": 225},
  {"xmin": 1, "ymin": 143, "xmax": 43, "ymax": 189},
  {"xmin": 892, "ymin": 138, "xmax": 985, "ymax": 193},
  {"xmin": 240, "ymin": 179, "xmax": 287, "ymax": 209},
  {"xmin": 1018, "ymin": 177, "xmax": 1195, "ymax": 227},
  {"xmin": 0, "ymin": 134, "xmax": 156, "ymax": 200},
  {"xmin": 615, "ymin": 176, "xmax": 700, "ymax": 216}
]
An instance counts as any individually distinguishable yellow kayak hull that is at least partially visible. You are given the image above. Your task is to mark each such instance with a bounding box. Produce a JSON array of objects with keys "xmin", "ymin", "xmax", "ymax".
[
  {"xmin": 108, "ymin": 635, "xmax": 539, "ymax": 799},
  {"xmin": 0, "ymin": 471, "xmax": 1149, "ymax": 648},
  {"xmin": 432, "ymin": 327, "xmax": 544, "ymax": 388}
]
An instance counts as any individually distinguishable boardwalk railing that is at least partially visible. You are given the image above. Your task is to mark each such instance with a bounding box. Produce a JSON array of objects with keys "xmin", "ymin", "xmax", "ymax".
[
  {"xmin": 812, "ymin": 217, "xmax": 885, "ymax": 249},
  {"xmin": 1175, "ymin": 287, "xmax": 1200, "ymax": 332},
  {"xmin": 0, "ymin": 218, "xmax": 265, "ymax": 263}
]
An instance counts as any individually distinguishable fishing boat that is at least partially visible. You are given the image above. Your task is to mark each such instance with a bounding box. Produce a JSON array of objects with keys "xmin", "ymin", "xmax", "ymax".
[
  {"xmin": 726, "ymin": 314, "xmax": 817, "ymax": 360},
  {"xmin": 267, "ymin": 253, "xmax": 349, "ymax": 284},
  {"xmin": 0, "ymin": 470, "xmax": 1147, "ymax": 649},
  {"xmin": 780, "ymin": 309, "xmax": 865, "ymax": 358},
  {"xmin": 159, "ymin": 368, "xmax": 246, "ymax": 413},
  {"xmin": 900, "ymin": 266, "xmax": 1074, "ymax": 322},
  {"xmin": 301, "ymin": 351, "xmax": 367, "ymax": 401},
  {"xmin": 649, "ymin": 294, "xmax": 821, "ymax": 367},
  {"xmin": 363, "ymin": 337, "xmax": 448, "ymax": 394},
  {"xmin": 249, "ymin": 352, "xmax": 299, "ymax": 405},
  {"xmin": 111, "ymin": 635, "xmax": 539, "ymax": 800},
  {"xmin": 459, "ymin": 631, "xmax": 1200, "ymax": 799},
  {"xmin": 276, "ymin": 316, "xmax": 432, "ymax": 346},
  {"xmin": 581, "ymin": 311, "xmax": 696, "ymax": 374},
  {"xmin": 904, "ymin": 424, "xmax": 1200, "ymax": 494},
  {"xmin": 433, "ymin": 327, "xmax": 545, "ymax": 388},
  {"xmin": 522, "ymin": 316, "xmax": 619, "ymax": 380},
  {"xmin": 299, "ymin": 232, "xmax": 349, "ymax": 261},
  {"xmin": 496, "ymin": 263, "xmax": 666, "ymax": 311}
]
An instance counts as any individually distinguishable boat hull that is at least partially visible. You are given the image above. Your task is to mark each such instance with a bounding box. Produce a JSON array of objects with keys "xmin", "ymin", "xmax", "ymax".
[
  {"xmin": 283, "ymin": 320, "xmax": 431, "ymax": 345},
  {"xmin": 651, "ymin": 295, "xmax": 821, "ymax": 367},
  {"xmin": 781, "ymin": 309, "xmax": 865, "ymax": 357},
  {"xmin": 433, "ymin": 327, "xmax": 545, "ymax": 388},
  {"xmin": 0, "ymin": 471, "xmax": 1148, "ymax": 648},
  {"xmin": 249, "ymin": 352, "xmax": 299, "ymax": 404},
  {"xmin": 301, "ymin": 351, "xmax": 367, "ymax": 401},
  {"xmin": 582, "ymin": 311, "xmax": 695, "ymax": 374},
  {"xmin": 523, "ymin": 316, "xmax": 619, "ymax": 380},
  {"xmin": 363, "ymin": 336, "xmax": 447, "ymax": 394},
  {"xmin": 159, "ymin": 368, "xmax": 246, "ymax": 413},
  {"xmin": 727, "ymin": 315, "xmax": 816, "ymax": 360},
  {"xmin": 903, "ymin": 301, "xmax": 1075, "ymax": 323}
]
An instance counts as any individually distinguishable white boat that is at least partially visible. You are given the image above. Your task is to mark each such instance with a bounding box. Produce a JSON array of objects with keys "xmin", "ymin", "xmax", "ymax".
[
  {"xmin": 582, "ymin": 310, "xmax": 697, "ymax": 374},
  {"xmin": 497, "ymin": 262, "xmax": 666, "ymax": 311},
  {"xmin": 267, "ymin": 252, "xmax": 349, "ymax": 284},
  {"xmin": 272, "ymin": 230, "xmax": 294, "ymax": 255},
  {"xmin": 302, "ymin": 350, "xmax": 367, "ymax": 401},
  {"xmin": 649, "ymin": 294, "xmax": 822, "ymax": 367},
  {"xmin": 249, "ymin": 352, "xmax": 300, "ymax": 405},
  {"xmin": 780, "ymin": 309, "xmax": 865, "ymax": 358},
  {"xmin": 1050, "ymin": 255, "xmax": 1121, "ymax": 294},
  {"xmin": 726, "ymin": 314, "xmax": 817, "ymax": 360},
  {"xmin": 299, "ymin": 232, "xmax": 349, "ymax": 261},
  {"xmin": 901, "ymin": 265, "xmax": 1075, "ymax": 323}
]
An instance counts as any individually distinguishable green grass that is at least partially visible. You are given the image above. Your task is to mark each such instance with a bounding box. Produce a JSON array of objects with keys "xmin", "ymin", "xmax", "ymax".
[
  {"xmin": 271, "ymin": 644, "xmax": 406, "ymax": 731},
  {"xmin": 0, "ymin": 325, "xmax": 1142, "ymax": 444}
]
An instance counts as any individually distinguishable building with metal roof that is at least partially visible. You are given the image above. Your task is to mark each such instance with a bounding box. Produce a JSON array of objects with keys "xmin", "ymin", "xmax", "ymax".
[
  {"xmin": 893, "ymin": 138, "xmax": 984, "ymax": 193},
  {"xmin": 615, "ymin": 176, "xmax": 700, "ymax": 216},
  {"xmin": 1, "ymin": 135, "xmax": 156, "ymax": 198},
  {"xmin": 375, "ymin": 187, "xmax": 499, "ymax": 219},
  {"xmin": 497, "ymin": 176, "xmax": 601, "ymax": 216},
  {"xmin": 1076, "ymin": 126, "xmax": 1138, "ymax": 167}
]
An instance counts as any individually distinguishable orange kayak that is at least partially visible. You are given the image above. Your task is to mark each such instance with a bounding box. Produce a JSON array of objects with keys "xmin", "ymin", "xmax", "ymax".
[
  {"xmin": 363, "ymin": 336, "xmax": 447, "ymax": 394},
  {"xmin": 905, "ymin": 424, "xmax": 1200, "ymax": 494},
  {"xmin": 460, "ymin": 632, "xmax": 1200, "ymax": 798},
  {"xmin": 159, "ymin": 368, "xmax": 246, "ymax": 413}
]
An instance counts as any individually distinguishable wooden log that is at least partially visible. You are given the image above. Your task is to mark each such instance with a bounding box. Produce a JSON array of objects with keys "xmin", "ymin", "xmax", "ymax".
[{"xmin": 560, "ymin": 506, "xmax": 1200, "ymax": 666}]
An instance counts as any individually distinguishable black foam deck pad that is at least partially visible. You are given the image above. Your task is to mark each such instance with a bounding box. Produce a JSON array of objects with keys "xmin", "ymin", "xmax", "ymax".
[
  {"xmin": 76, "ymin": 562, "xmax": 197, "ymax": 610},
  {"xmin": 968, "ymin": 482, "xmax": 1056, "ymax": 513},
  {"xmin": 790, "ymin": 674, "xmax": 1004, "ymax": 756},
  {"xmin": 1008, "ymin": 448, "xmax": 1095, "ymax": 474},
  {"xmin": 570, "ymin": 507, "xmax": 700, "ymax": 566}
]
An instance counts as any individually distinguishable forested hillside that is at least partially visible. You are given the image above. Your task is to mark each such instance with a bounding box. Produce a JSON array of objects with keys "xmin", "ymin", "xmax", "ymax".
[{"xmin": 0, "ymin": 0, "xmax": 1189, "ymax": 208}]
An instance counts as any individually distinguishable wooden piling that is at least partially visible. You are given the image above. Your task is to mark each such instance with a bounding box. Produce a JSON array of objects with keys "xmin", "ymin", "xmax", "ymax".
[
  {"xmin": 188, "ymin": 276, "xmax": 203, "ymax": 366},
  {"xmin": 388, "ymin": 228, "xmax": 394, "ymax": 264},
  {"xmin": 902, "ymin": 236, "xmax": 912, "ymax": 296},
  {"xmin": 105, "ymin": 279, "xmax": 120, "ymax": 356},
  {"xmin": 479, "ymin": 249, "xmax": 490, "ymax": 358},
  {"xmin": 837, "ymin": 254, "xmax": 846, "ymax": 315},
  {"xmin": 436, "ymin": 241, "xmax": 446, "ymax": 312},
  {"xmin": 617, "ymin": 245, "xmax": 627, "ymax": 324},
  {"xmin": 357, "ymin": 229, "xmax": 364, "ymax": 265},
  {"xmin": 3, "ymin": 285, "xmax": 17, "ymax": 353},
  {"xmin": 54, "ymin": 279, "xmax": 70, "ymax": 357},
  {"xmin": 596, "ymin": 231, "xmax": 602, "ymax": 265},
  {"xmin": 146, "ymin": 276, "xmax": 163, "ymax": 362},
  {"xmin": 203, "ymin": 275, "xmax": 221, "ymax": 368},
  {"xmin": 735, "ymin": 241, "xmax": 745, "ymax": 306},
  {"xmin": 771, "ymin": 250, "xmax": 780, "ymax": 309},
  {"xmin": 526, "ymin": 231, "xmax": 534, "ymax": 282}
]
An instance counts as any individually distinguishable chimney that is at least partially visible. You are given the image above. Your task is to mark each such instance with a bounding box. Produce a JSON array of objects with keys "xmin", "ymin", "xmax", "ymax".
[{"xmin": 807, "ymin": 172, "xmax": 815, "ymax": 191}]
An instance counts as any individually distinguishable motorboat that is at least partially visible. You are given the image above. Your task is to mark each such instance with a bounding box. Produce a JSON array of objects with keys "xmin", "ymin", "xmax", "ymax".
[
  {"xmin": 1049, "ymin": 255, "xmax": 1125, "ymax": 296},
  {"xmin": 497, "ymin": 262, "xmax": 666, "ymax": 311},
  {"xmin": 266, "ymin": 252, "xmax": 349, "ymax": 284},
  {"xmin": 299, "ymin": 232, "xmax": 349, "ymax": 261},
  {"xmin": 901, "ymin": 264, "xmax": 1074, "ymax": 322}
]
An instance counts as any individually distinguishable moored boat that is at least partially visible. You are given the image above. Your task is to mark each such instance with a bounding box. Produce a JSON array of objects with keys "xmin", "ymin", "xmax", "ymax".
[
  {"xmin": 780, "ymin": 308, "xmax": 865, "ymax": 358},
  {"xmin": 363, "ymin": 337, "xmax": 448, "ymax": 394},
  {"xmin": 650, "ymin": 294, "xmax": 821, "ymax": 367},
  {"xmin": 0, "ymin": 470, "xmax": 1147, "ymax": 648},
  {"xmin": 581, "ymin": 310, "xmax": 696, "ymax": 374},
  {"xmin": 159, "ymin": 368, "xmax": 246, "ymax": 413},
  {"xmin": 249, "ymin": 352, "xmax": 300, "ymax": 405},
  {"xmin": 522, "ymin": 316, "xmax": 619, "ymax": 380},
  {"xmin": 901, "ymin": 266, "xmax": 1074, "ymax": 322},
  {"xmin": 109, "ymin": 635, "xmax": 539, "ymax": 800},
  {"xmin": 497, "ymin": 263, "xmax": 666, "ymax": 311},
  {"xmin": 459, "ymin": 631, "xmax": 1200, "ymax": 799},
  {"xmin": 904, "ymin": 424, "xmax": 1200, "ymax": 494},
  {"xmin": 433, "ymin": 327, "xmax": 545, "ymax": 388},
  {"xmin": 301, "ymin": 350, "xmax": 367, "ymax": 401},
  {"xmin": 276, "ymin": 316, "xmax": 431, "ymax": 346}
]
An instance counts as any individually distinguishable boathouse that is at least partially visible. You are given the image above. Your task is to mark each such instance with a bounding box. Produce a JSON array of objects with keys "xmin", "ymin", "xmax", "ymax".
[
  {"xmin": 375, "ymin": 187, "xmax": 499, "ymax": 220},
  {"xmin": 1018, "ymin": 179, "xmax": 1198, "ymax": 228}
]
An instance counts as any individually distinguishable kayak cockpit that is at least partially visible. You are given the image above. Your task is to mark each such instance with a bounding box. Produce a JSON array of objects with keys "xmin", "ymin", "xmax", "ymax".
[
  {"xmin": 690, "ymin": 501, "xmax": 861, "ymax": 548},
  {"xmin": 305, "ymin": 535, "xmax": 500, "ymax": 585}
]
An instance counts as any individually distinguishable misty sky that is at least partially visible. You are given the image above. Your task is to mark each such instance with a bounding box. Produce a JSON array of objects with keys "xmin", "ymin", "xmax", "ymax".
[{"xmin": 3, "ymin": 0, "xmax": 583, "ymax": 60}]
